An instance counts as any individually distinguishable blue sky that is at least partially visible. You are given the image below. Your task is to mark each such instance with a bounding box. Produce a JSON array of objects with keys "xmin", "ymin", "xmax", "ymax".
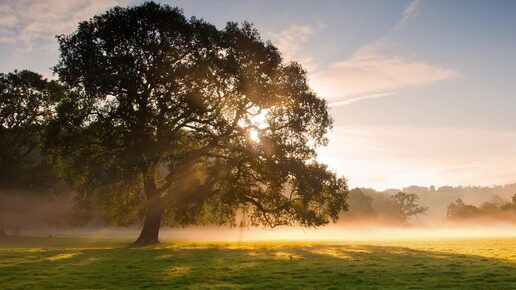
[{"xmin": 1, "ymin": 0, "xmax": 515, "ymax": 189}]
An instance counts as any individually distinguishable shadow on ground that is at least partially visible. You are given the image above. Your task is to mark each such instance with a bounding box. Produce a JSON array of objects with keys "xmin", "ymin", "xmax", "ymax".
[{"xmin": 0, "ymin": 237, "xmax": 515, "ymax": 289}]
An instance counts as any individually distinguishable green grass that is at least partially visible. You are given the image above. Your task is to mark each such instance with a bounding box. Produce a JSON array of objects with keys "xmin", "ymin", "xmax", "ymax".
[{"xmin": 0, "ymin": 236, "xmax": 515, "ymax": 289}]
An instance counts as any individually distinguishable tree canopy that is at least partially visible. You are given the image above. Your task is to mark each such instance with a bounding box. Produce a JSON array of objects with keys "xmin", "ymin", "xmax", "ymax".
[
  {"xmin": 0, "ymin": 70, "xmax": 64, "ymax": 190},
  {"xmin": 49, "ymin": 2, "xmax": 348, "ymax": 246},
  {"xmin": 391, "ymin": 192, "xmax": 428, "ymax": 223}
]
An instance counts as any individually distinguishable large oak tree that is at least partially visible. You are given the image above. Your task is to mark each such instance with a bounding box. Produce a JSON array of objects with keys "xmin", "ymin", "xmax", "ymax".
[{"xmin": 50, "ymin": 2, "xmax": 348, "ymax": 246}]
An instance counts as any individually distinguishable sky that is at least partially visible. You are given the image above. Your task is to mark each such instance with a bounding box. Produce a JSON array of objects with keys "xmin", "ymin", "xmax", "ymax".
[{"xmin": 1, "ymin": 0, "xmax": 515, "ymax": 190}]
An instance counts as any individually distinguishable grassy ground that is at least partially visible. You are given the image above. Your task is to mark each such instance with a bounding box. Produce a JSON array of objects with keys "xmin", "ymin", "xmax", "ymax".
[{"xmin": 0, "ymin": 236, "xmax": 515, "ymax": 289}]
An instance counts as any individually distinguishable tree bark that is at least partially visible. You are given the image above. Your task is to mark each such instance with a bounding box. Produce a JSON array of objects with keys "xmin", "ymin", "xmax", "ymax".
[{"xmin": 131, "ymin": 195, "xmax": 164, "ymax": 247}]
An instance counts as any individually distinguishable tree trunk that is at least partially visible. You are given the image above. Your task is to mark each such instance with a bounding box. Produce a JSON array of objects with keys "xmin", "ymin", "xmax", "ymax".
[{"xmin": 131, "ymin": 196, "xmax": 163, "ymax": 247}]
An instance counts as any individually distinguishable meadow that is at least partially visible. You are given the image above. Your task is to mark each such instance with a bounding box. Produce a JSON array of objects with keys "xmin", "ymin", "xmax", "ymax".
[{"xmin": 0, "ymin": 236, "xmax": 515, "ymax": 289}]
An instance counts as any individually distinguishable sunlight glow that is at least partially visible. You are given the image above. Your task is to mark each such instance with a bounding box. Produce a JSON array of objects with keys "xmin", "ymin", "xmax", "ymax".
[
  {"xmin": 156, "ymin": 224, "xmax": 516, "ymax": 242},
  {"xmin": 309, "ymin": 249, "xmax": 352, "ymax": 260},
  {"xmin": 46, "ymin": 252, "xmax": 81, "ymax": 261},
  {"xmin": 249, "ymin": 109, "xmax": 269, "ymax": 129},
  {"xmin": 246, "ymin": 108, "xmax": 269, "ymax": 143},
  {"xmin": 165, "ymin": 266, "xmax": 191, "ymax": 279},
  {"xmin": 249, "ymin": 128, "xmax": 260, "ymax": 142}
]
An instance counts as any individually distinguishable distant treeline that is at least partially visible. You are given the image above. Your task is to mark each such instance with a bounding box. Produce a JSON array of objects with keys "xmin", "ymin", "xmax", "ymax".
[
  {"xmin": 341, "ymin": 189, "xmax": 427, "ymax": 224},
  {"xmin": 0, "ymin": 190, "xmax": 103, "ymax": 236},
  {"xmin": 447, "ymin": 195, "xmax": 516, "ymax": 222},
  {"xmin": 341, "ymin": 184, "xmax": 516, "ymax": 225}
]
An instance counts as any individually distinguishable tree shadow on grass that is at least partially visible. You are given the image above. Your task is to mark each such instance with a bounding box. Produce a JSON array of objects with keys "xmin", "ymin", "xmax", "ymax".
[{"xmin": 0, "ymin": 238, "xmax": 515, "ymax": 289}]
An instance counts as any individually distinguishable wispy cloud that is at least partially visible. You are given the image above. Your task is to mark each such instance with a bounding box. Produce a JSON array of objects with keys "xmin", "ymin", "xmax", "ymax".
[
  {"xmin": 0, "ymin": 0, "xmax": 129, "ymax": 51},
  {"xmin": 312, "ymin": 44, "xmax": 457, "ymax": 100},
  {"xmin": 270, "ymin": 23, "xmax": 325, "ymax": 71},
  {"xmin": 310, "ymin": 0, "xmax": 456, "ymax": 105},
  {"xmin": 328, "ymin": 92, "xmax": 395, "ymax": 107},
  {"xmin": 397, "ymin": 0, "xmax": 423, "ymax": 29}
]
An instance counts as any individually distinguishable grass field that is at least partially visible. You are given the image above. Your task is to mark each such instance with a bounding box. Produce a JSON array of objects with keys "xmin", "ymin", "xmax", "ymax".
[{"xmin": 1, "ymin": 236, "xmax": 515, "ymax": 289}]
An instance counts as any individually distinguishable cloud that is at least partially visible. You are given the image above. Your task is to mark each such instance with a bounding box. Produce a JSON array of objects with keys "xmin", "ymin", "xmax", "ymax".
[
  {"xmin": 0, "ymin": 0, "xmax": 129, "ymax": 51},
  {"xmin": 0, "ymin": 4, "xmax": 18, "ymax": 28},
  {"xmin": 270, "ymin": 23, "xmax": 324, "ymax": 71},
  {"xmin": 310, "ymin": 0, "xmax": 457, "ymax": 103},
  {"xmin": 328, "ymin": 92, "xmax": 395, "ymax": 107},
  {"xmin": 311, "ymin": 46, "xmax": 458, "ymax": 100},
  {"xmin": 398, "ymin": 0, "xmax": 423, "ymax": 28}
]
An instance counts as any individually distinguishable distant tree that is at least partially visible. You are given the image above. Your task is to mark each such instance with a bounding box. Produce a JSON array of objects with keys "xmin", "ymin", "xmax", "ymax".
[
  {"xmin": 49, "ymin": 2, "xmax": 348, "ymax": 246},
  {"xmin": 446, "ymin": 199, "xmax": 481, "ymax": 220},
  {"xmin": 447, "ymin": 196, "xmax": 516, "ymax": 222},
  {"xmin": 0, "ymin": 70, "xmax": 65, "ymax": 236},
  {"xmin": 479, "ymin": 201, "xmax": 499, "ymax": 214},
  {"xmin": 500, "ymin": 194, "xmax": 516, "ymax": 213},
  {"xmin": 341, "ymin": 188, "xmax": 375, "ymax": 220},
  {"xmin": 355, "ymin": 188, "xmax": 398, "ymax": 223},
  {"xmin": 402, "ymin": 186, "xmax": 429, "ymax": 194},
  {"xmin": 391, "ymin": 192, "xmax": 428, "ymax": 222}
]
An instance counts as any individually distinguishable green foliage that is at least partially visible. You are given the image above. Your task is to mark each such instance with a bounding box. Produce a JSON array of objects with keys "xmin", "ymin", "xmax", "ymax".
[
  {"xmin": 0, "ymin": 70, "xmax": 64, "ymax": 190},
  {"xmin": 49, "ymin": 1, "xmax": 348, "ymax": 230}
]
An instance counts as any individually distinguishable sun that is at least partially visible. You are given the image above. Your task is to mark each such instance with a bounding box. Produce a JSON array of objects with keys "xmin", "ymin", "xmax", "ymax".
[
  {"xmin": 249, "ymin": 128, "xmax": 260, "ymax": 142},
  {"xmin": 246, "ymin": 108, "xmax": 269, "ymax": 143}
]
